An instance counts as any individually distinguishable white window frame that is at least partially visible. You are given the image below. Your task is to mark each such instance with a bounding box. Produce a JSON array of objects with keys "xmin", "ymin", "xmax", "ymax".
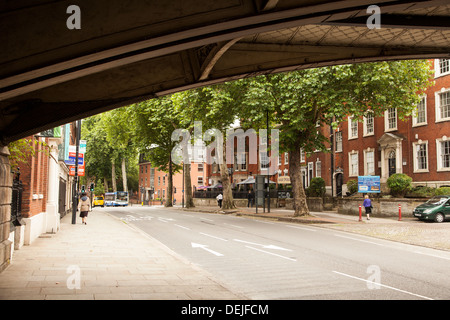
[
  {"xmin": 385, "ymin": 108, "xmax": 397, "ymax": 132},
  {"xmin": 335, "ymin": 131, "xmax": 342, "ymax": 153},
  {"xmin": 348, "ymin": 151, "xmax": 359, "ymax": 177},
  {"xmin": 436, "ymin": 138, "xmax": 450, "ymax": 172},
  {"xmin": 363, "ymin": 112, "xmax": 374, "ymax": 137},
  {"xmin": 412, "ymin": 95, "xmax": 427, "ymax": 127},
  {"xmin": 260, "ymin": 151, "xmax": 269, "ymax": 170},
  {"xmin": 197, "ymin": 176, "xmax": 204, "ymax": 185},
  {"xmin": 315, "ymin": 160, "xmax": 322, "ymax": 178},
  {"xmin": 348, "ymin": 116, "xmax": 358, "ymax": 140},
  {"xmin": 435, "ymin": 88, "xmax": 450, "ymax": 123},
  {"xmin": 412, "ymin": 141, "xmax": 429, "ymax": 173},
  {"xmin": 284, "ymin": 152, "xmax": 289, "ymax": 164},
  {"xmin": 363, "ymin": 149, "xmax": 375, "ymax": 176},
  {"xmin": 300, "ymin": 148, "xmax": 305, "ymax": 163},
  {"xmin": 435, "ymin": 59, "xmax": 450, "ymax": 78}
]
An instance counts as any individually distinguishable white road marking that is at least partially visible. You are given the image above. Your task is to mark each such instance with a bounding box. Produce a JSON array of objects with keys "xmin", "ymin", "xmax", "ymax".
[
  {"xmin": 200, "ymin": 232, "xmax": 228, "ymax": 241},
  {"xmin": 285, "ymin": 225, "xmax": 317, "ymax": 232},
  {"xmin": 174, "ymin": 224, "xmax": 190, "ymax": 230},
  {"xmin": 334, "ymin": 234, "xmax": 384, "ymax": 246},
  {"xmin": 224, "ymin": 223, "xmax": 244, "ymax": 229},
  {"xmin": 245, "ymin": 246, "xmax": 297, "ymax": 262},
  {"xmin": 413, "ymin": 250, "xmax": 450, "ymax": 261},
  {"xmin": 191, "ymin": 242, "xmax": 224, "ymax": 257},
  {"xmin": 200, "ymin": 217, "xmax": 214, "ymax": 222},
  {"xmin": 233, "ymin": 239, "xmax": 292, "ymax": 251},
  {"xmin": 332, "ymin": 271, "xmax": 433, "ymax": 300}
]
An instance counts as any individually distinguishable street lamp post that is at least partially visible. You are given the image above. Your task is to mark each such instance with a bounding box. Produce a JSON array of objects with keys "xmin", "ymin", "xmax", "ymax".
[{"xmin": 71, "ymin": 119, "xmax": 81, "ymax": 225}]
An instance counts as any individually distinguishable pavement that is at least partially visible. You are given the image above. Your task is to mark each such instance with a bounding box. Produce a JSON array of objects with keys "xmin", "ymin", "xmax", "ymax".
[
  {"xmin": 0, "ymin": 210, "xmax": 245, "ymax": 300},
  {"xmin": 1, "ymin": 204, "xmax": 449, "ymax": 300}
]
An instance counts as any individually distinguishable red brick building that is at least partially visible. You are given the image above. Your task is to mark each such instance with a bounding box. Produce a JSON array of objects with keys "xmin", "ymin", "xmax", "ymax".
[
  {"xmin": 203, "ymin": 59, "xmax": 450, "ymax": 196},
  {"xmin": 307, "ymin": 59, "xmax": 450, "ymax": 195},
  {"xmin": 138, "ymin": 157, "xmax": 206, "ymax": 205}
]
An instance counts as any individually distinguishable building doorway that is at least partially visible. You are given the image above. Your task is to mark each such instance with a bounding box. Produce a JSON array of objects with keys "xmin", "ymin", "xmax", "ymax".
[
  {"xmin": 388, "ymin": 150, "xmax": 396, "ymax": 176},
  {"xmin": 335, "ymin": 173, "xmax": 343, "ymax": 197}
]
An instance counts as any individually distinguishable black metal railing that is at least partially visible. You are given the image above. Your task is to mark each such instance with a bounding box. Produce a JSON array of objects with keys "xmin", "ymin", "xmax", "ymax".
[{"xmin": 10, "ymin": 170, "xmax": 23, "ymax": 231}]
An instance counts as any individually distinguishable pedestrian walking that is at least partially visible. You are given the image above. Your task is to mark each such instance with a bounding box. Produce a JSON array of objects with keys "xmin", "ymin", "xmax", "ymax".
[
  {"xmin": 77, "ymin": 192, "xmax": 91, "ymax": 225},
  {"xmin": 363, "ymin": 194, "xmax": 372, "ymax": 220},
  {"xmin": 247, "ymin": 190, "xmax": 254, "ymax": 208},
  {"xmin": 216, "ymin": 193, "xmax": 223, "ymax": 208}
]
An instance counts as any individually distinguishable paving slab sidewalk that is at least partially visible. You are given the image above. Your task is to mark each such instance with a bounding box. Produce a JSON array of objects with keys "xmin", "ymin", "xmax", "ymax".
[{"xmin": 0, "ymin": 211, "xmax": 245, "ymax": 300}]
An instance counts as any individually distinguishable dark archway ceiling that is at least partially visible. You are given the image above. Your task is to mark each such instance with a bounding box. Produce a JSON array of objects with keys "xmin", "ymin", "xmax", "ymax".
[{"xmin": 1, "ymin": 0, "xmax": 449, "ymax": 143}]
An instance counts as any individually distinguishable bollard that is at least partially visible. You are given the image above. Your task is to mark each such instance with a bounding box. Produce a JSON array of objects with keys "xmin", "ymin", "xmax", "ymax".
[
  {"xmin": 359, "ymin": 205, "xmax": 362, "ymax": 221},
  {"xmin": 398, "ymin": 204, "xmax": 402, "ymax": 221}
]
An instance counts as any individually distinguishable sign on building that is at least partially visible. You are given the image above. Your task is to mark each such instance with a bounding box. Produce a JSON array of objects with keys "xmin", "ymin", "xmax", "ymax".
[{"xmin": 358, "ymin": 176, "xmax": 381, "ymax": 193}]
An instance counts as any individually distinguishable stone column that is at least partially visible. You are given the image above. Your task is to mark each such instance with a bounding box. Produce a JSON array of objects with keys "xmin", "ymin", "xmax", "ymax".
[
  {"xmin": 0, "ymin": 145, "xmax": 13, "ymax": 272},
  {"xmin": 46, "ymin": 139, "xmax": 60, "ymax": 233}
]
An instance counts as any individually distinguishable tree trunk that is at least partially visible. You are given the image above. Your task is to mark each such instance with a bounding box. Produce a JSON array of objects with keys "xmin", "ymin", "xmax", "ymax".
[
  {"xmin": 289, "ymin": 147, "xmax": 310, "ymax": 216},
  {"xmin": 121, "ymin": 157, "xmax": 128, "ymax": 192},
  {"xmin": 103, "ymin": 177, "xmax": 109, "ymax": 193},
  {"xmin": 220, "ymin": 142, "xmax": 235, "ymax": 209},
  {"xmin": 165, "ymin": 155, "xmax": 173, "ymax": 207},
  {"xmin": 184, "ymin": 163, "xmax": 195, "ymax": 208},
  {"xmin": 111, "ymin": 161, "xmax": 117, "ymax": 192}
]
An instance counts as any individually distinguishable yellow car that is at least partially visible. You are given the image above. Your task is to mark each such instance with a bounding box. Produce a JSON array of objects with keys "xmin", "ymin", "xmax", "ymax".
[{"xmin": 93, "ymin": 196, "xmax": 104, "ymax": 207}]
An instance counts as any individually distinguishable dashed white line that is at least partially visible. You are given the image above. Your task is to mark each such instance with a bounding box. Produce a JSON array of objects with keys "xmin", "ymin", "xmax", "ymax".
[
  {"xmin": 199, "ymin": 232, "xmax": 228, "ymax": 242},
  {"xmin": 332, "ymin": 271, "xmax": 433, "ymax": 300},
  {"xmin": 174, "ymin": 224, "xmax": 190, "ymax": 230},
  {"xmin": 245, "ymin": 246, "xmax": 297, "ymax": 262},
  {"xmin": 224, "ymin": 223, "xmax": 244, "ymax": 229}
]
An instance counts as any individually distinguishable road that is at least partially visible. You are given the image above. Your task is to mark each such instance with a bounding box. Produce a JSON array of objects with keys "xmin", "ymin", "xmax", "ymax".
[{"xmin": 106, "ymin": 206, "xmax": 450, "ymax": 300}]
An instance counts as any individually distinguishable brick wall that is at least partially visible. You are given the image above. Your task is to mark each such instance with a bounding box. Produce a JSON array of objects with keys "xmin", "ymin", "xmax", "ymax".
[{"xmin": 20, "ymin": 136, "xmax": 49, "ymax": 218}]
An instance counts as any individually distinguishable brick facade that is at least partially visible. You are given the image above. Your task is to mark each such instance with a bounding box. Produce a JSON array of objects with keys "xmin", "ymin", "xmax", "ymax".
[
  {"xmin": 200, "ymin": 59, "xmax": 450, "ymax": 195},
  {"xmin": 138, "ymin": 161, "xmax": 207, "ymax": 204},
  {"xmin": 20, "ymin": 136, "xmax": 49, "ymax": 218}
]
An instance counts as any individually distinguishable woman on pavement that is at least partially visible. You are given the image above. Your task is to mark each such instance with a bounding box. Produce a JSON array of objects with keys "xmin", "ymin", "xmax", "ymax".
[{"xmin": 78, "ymin": 192, "xmax": 91, "ymax": 224}]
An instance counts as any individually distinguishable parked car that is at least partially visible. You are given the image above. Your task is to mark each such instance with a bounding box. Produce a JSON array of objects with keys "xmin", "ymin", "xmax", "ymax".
[
  {"xmin": 93, "ymin": 195, "xmax": 104, "ymax": 207},
  {"xmin": 413, "ymin": 195, "xmax": 450, "ymax": 223}
]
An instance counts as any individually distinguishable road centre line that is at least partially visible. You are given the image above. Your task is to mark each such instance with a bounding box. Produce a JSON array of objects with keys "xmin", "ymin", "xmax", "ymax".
[
  {"xmin": 224, "ymin": 223, "xmax": 244, "ymax": 229},
  {"xmin": 199, "ymin": 232, "xmax": 228, "ymax": 241},
  {"xmin": 245, "ymin": 246, "xmax": 297, "ymax": 262},
  {"xmin": 174, "ymin": 224, "xmax": 190, "ymax": 230},
  {"xmin": 332, "ymin": 271, "xmax": 433, "ymax": 300},
  {"xmin": 200, "ymin": 217, "xmax": 214, "ymax": 222}
]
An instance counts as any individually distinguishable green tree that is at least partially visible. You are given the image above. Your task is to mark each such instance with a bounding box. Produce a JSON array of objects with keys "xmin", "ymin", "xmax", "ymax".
[
  {"xmin": 130, "ymin": 96, "xmax": 182, "ymax": 207},
  {"xmin": 241, "ymin": 60, "xmax": 433, "ymax": 216}
]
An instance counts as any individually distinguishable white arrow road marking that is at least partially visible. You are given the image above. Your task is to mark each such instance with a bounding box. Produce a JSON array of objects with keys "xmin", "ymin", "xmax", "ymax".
[
  {"xmin": 233, "ymin": 239, "xmax": 292, "ymax": 251},
  {"xmin": 245, "ymin": 246, "xmax": 297, "ymax": 262},
  {"xmin": 191, "ymin": 243, "xmax": 224, "ymax": 257}
]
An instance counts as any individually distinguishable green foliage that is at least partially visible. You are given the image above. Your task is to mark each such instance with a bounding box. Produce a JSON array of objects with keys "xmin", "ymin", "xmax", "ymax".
[
  {"xmin": 387, "ymin": 173, "xmax": 412, "ymax": 196},
  {"xmin": 435, "ymin": 187, "xmax": 450, "ymax": 196},
  {"xmin": 346, "ymin": 179, "xmax": 358, "ymax": 195},
  {"xmin": 305, "ymin": 177, "xmax": 326, "ymax": 197},
  {"xmin": 8, "ymin": 138, "xmax": 49, "ymax": 171}
]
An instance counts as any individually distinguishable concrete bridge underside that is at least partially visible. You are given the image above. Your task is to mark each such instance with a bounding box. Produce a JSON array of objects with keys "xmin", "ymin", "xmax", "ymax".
[{"xmin": 1, "ymin": 0, "xmax": 450, "ymax": 143}]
